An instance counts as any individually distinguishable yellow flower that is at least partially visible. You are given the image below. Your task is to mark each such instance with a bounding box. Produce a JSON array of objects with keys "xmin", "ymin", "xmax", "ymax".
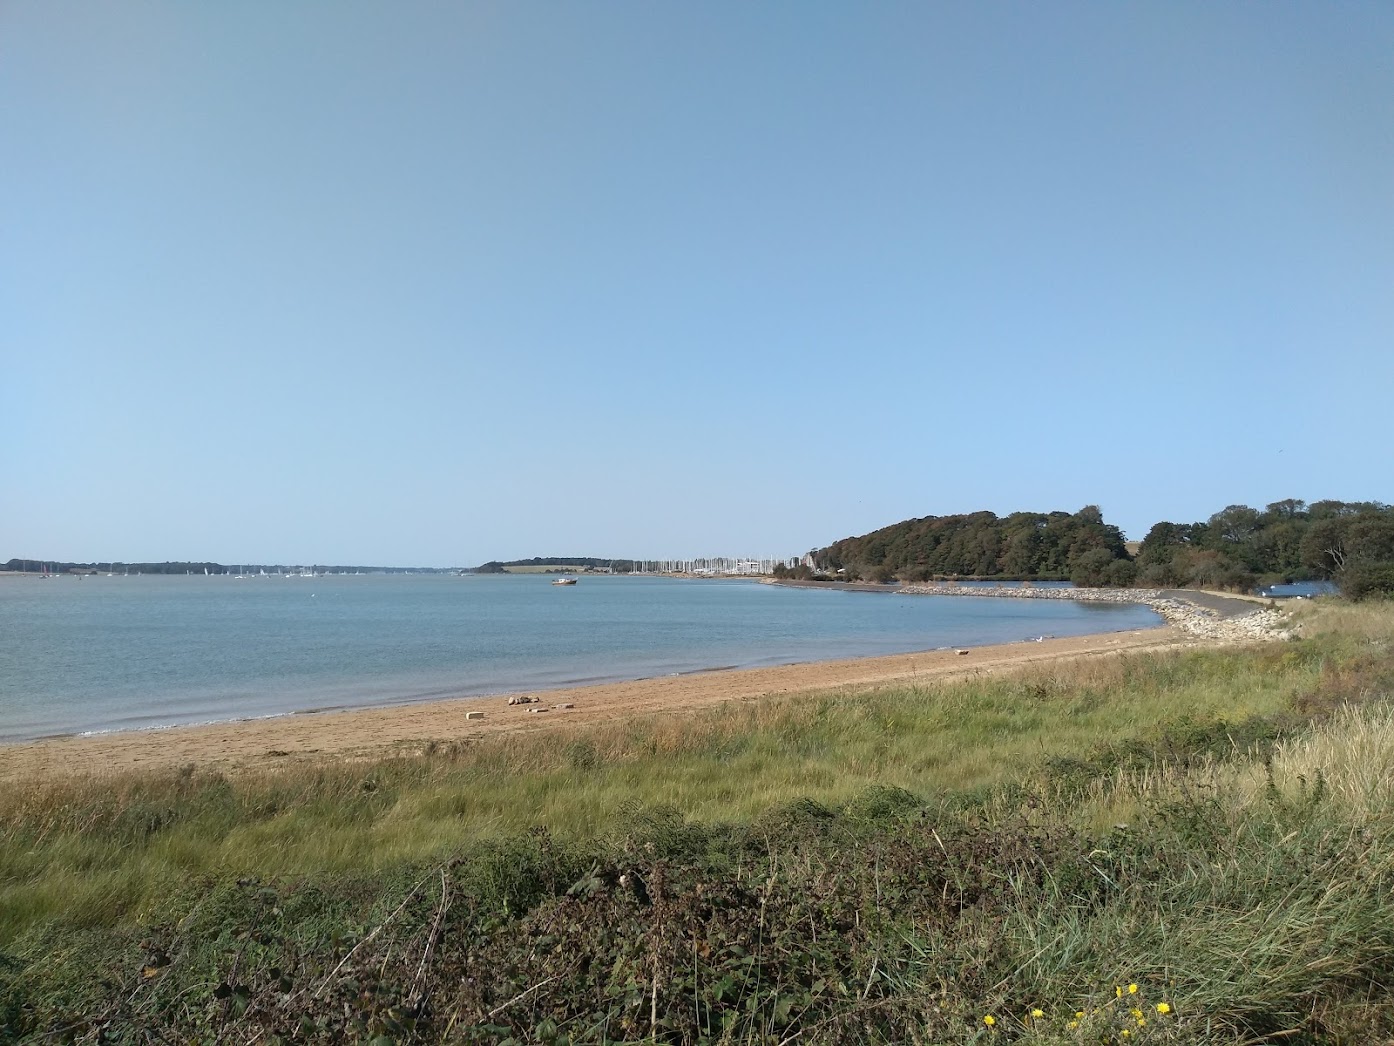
[
  {"xmin": 983, "ymin": 1015, "xmax": 996, "ymax": 1027},
  {"xmin": 1128, "ymin": 983, "xmax": 1139, "ymax": 995},
  {"xmin": 1075, "ymin": 1010, "xmax": 1086, "ymax": 1019},
  {"xmin": 1116, "ymin": 986, "xmax": 1124, "ymax": 998},
  {"xmin": 1131, "ymin": 1008, "xmax": 1143, "ymax": 1020},
  {"xmin": 1136, "ymin": 1017, "xmax": 1147, "ymax": 1027},
  {"xmin": 1121, "ymin": 1031, "xmax": 1131, "ymax": 1039},
  {"xmin": 1067, "ymin": 1021, "xmax": 1079, "ymax": 1030},
  {"xmin": 1031, "ymin": 1008, "xmax": 1044, "ymax": 1018},
  {"xmin": 1156, "ymin": 1002, "xmax": 1172, "ymax": 1015}
]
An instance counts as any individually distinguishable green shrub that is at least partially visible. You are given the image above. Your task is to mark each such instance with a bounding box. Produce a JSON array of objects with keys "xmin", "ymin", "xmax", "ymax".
[{"xmin": 1340, "ymin": 561, "xmax": 1394, "ymax": 601}]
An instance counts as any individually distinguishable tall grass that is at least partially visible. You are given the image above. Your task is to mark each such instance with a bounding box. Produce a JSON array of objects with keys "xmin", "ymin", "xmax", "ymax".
[
  {"xmin": 926, "ymin": 699, "xmax": 1394, "ymax": 1043},
  {"xmin": 0, "ymin": 640, "xmax": 1330, "ymax": 944}
]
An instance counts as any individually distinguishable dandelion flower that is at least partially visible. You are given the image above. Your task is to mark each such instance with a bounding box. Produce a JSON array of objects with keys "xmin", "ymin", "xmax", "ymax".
[
  {"xmin": 1128, "ymin": 983, "xmax": 1139, "ymax": 995},
  {"xmin": 983, "ymin": 1015, "xmax": 996, "ymax": 1027},
  {"xmin": 1156, "ymin": 1002, "xmax": 1172, "ymax": 1015},
  {"xmin": 1076, "ymin": 1011, "xmax": 1086, "ymax": 1019},
  {"xmin": 1121, "ymin": 1031, "xmax": 1131, "ymax": 1039},
  {"xmin": 1031, "ymin": 1008, "xmax": 1044, "ymax": 1019},
  {"xmin": 1137, "ymin": 1017, "xmax": 1147, "ymax": 1027},
  {"xmin": 1116, "ymin": 986, "xmax": 1124, "ymax": 998},
  {"xmin": 1067, "ymin": 1021, "xmax": 1079, "ymax": 1030},
  {"xmin": 1131, "ymin": 1008, "xmax": 1143, "ymax": 1020}
]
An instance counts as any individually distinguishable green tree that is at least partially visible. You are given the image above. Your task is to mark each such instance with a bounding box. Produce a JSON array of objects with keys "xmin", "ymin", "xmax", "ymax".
[
  {"xmin": 1339, "ymin": 562, "xmax": 1394, "ymax": 601},
  {"xmin": 1104, "ymin": 558, "xmax": 1138, "ymax": 587},
  {"xmin": 1070, "ymin": 548, "xmax": 1116, "ymax": 587}
]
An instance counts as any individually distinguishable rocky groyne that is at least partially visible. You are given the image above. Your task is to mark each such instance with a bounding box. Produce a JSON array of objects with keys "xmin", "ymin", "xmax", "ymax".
[{"xmin": 894, "ymin": 583, "xmax": 1293, "ymax": 642}]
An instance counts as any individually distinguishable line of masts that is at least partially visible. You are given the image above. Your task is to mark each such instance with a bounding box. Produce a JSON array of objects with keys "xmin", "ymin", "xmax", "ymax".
[{"xmin": 622, "ymin": 557, "xmax": 798, "ymax": 576}]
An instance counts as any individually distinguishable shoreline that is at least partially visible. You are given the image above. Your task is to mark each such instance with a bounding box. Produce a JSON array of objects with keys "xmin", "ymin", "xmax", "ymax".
[
  {"xmin": 768, "ymin": 579, "xmax": 1288, "ymax": 640},
  {"xmin": 0, "ymin": 579, "xmax": 1171, "ymax": 750},
  {"xmin": 0, "ymin": 588, "xmax": 1294, "ymax": 785},
  {"xmin": 0, "ymin": 611, "xmax": 1167, "ymax": 748},
  {"xmin": 0, "ymin": 627, "xmax": 1195, "ymax": 784}
]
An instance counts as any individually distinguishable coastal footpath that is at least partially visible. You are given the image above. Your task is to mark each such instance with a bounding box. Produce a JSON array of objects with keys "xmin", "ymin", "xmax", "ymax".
[{"xmin": 894, "ymin": 582, "xmax": 1293, "ymax": 642}]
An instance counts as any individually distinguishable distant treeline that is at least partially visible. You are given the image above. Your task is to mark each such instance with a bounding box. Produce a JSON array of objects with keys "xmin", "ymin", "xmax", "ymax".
[
  {"xmin": 13, "ymin": 498, "xmax": 1394, "ymax": 598},
  {"xmin": 471, "ymin": 557, "xmax": 636, "ymax": 573},
  {"xmin": 792, "ymin": 506, "xmax": 1131, "ymax": 586},
  {"xmin": 2, "ymin": 560, "xmax": 451, "ymax": 575},
  {"xmin": 786, "ymin": 499, "xmax": 1394, "ymax": 597}
]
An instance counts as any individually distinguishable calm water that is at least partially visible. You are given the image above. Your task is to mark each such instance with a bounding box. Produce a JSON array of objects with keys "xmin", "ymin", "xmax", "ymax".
[
  {"xmin": 0, "ymin": 574, "xmax": 1161, "ymax": 742},
  {"xmin": 1260, "ymin": 581, "xmax": 1337, "ymax": 598}
]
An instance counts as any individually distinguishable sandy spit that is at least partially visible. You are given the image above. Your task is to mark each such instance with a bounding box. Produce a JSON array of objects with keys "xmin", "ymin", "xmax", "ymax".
[{"xmin": 0, "ymin": 628, "xmax": 1197, "ymax": 785}]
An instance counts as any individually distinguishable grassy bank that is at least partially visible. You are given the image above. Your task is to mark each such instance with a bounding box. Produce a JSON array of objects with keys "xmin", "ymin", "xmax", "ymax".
[{"xmin": 2, "ymin": 601, "xmax": 1393, "ymax": 1042}]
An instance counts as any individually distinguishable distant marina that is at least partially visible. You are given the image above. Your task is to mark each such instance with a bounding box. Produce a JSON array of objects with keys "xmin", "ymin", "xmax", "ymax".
[{"xmin": 3, "ymin": 555, "xmax": 800, "ymax": 579}]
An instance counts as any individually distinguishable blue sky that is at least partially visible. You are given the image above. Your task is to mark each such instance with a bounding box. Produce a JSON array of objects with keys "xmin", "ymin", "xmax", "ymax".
[{"xmin": 3, "ymin": 3, "xmax": 1391, "ymax": 566}]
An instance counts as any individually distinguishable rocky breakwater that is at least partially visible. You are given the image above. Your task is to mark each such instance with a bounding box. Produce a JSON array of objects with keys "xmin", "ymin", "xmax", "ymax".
[
  {"xmin": 1145, "ymin": 597, "xmax": 1294, "ymax": 641},
  {"xmin": 894, "ymin": 583, "xmax": 1293, "ymax": 642}
]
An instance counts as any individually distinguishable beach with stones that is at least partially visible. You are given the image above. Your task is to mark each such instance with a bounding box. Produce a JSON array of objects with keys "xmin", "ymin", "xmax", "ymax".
[{"xmin": 894, "ymin": 582, "xmax": 1293, "ymax": 642}]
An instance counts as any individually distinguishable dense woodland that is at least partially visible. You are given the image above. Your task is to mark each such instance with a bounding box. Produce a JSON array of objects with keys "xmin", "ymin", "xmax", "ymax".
[
  {"xmin": 785, "ymin": 499, "xmax": 1394, "ymax": 597},
  {"xmin": 1135, "ymin": 499, "xmax": 1394, "ymax": 597},
  {"xmin": 793, "ymin": 506, "xmax": 1132, "ymax": 585}
]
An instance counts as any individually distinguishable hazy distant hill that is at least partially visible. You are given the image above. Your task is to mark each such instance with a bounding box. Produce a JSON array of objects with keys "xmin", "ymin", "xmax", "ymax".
[
  {"xmin": 470, "ymin": 557, "xmax": 635, "ymax": 574},
  {"xmin": 2, "ymin": 560, "xmax": 450, "ymax": 575}
]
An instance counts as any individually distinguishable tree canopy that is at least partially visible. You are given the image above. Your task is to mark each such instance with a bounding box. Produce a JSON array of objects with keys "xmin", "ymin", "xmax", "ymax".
[
  {"xmin": 799, "ymin": 506, "xmax": 1131, "ymax": 585},
  {"xmin": 1134, "ymin": 499, "xmax": 1394, "ymax": 595},
  {"xmin": 790, "ymin": 498, "xmax": 1394, "ymax": 596}
]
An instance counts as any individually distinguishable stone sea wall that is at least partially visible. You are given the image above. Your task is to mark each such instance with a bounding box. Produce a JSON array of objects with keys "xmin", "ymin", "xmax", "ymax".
[{"xmin": 894, "ymin": 583, "xmax": 1293, "ymax": 642}]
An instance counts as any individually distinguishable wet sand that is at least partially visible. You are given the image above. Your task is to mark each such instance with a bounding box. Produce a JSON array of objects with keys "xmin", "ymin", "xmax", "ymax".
[{"xmin": 0, "ymin": 626, "xmax": 1189, "ymax": 784}]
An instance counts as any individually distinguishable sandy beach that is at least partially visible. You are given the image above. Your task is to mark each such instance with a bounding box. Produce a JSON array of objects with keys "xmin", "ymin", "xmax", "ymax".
[{"xmin": 0, "ymin": 626, "xmax": 1191, "ymax": 784}]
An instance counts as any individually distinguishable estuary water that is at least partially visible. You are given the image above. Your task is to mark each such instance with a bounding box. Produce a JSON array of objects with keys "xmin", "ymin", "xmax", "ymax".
[{"xmin": 0, "ymin": 574, "xmax": 1161, "ymax": 743}]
